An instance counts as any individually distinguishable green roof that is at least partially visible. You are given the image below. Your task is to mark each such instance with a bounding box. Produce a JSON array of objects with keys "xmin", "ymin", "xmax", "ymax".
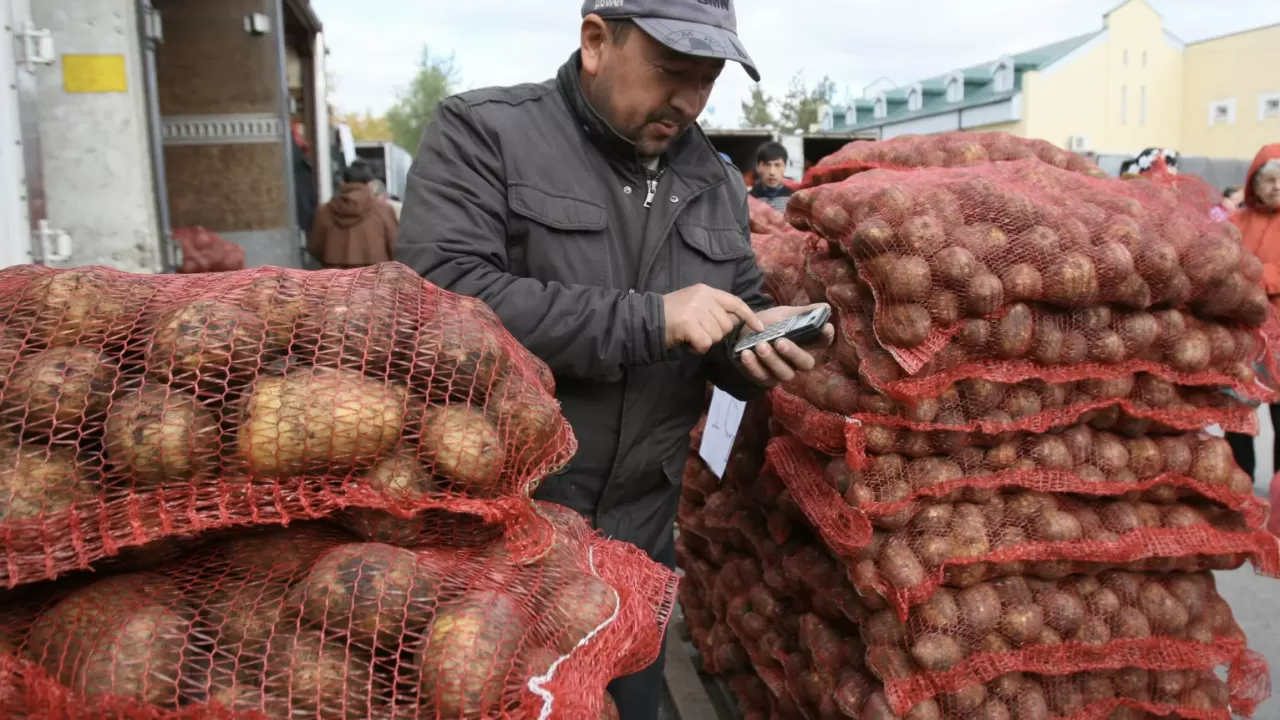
[{"xmin": 844, "ymin": 32, "xmax": 1100, "ymax": 132}]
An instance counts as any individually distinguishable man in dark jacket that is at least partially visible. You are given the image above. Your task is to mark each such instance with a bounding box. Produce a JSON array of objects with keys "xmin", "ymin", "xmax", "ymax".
[
  {"xmin": 308, "ymin": 161, "xmax": 399, "ymax": 269},
  {"xmin": 397, "ymin": 3, "xmax": 831, "ymax": 717},
  {"xmin": 750, "ymin": 140, "xmax": 794, "ymax": 212}
]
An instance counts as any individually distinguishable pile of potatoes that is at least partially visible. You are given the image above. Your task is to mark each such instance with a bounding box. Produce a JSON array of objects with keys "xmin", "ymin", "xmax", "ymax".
[
  {"xmin": 8, "ymin": 521, "xmax": 631, "ymax": 719},
  {"xmin": 0, "ymin": 265, "xmax": 568, "ymax": 550},
  {"xmin": 791, "ymin": 160, "xmax": 1268, "ymax": 354}
]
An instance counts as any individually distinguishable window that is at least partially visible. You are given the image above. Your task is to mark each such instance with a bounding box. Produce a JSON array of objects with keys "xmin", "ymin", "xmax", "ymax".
[
  {"xmin": 1123, "ymin": 49, "xmax": 1129, "ymax": 66},
  {"xmin": 946, "ymin": 76, "xmax": 963, "ymax": 102},
  {"xmin": 1140, "ymin": 86, "xmax": 1147, "ymax": 125},
  {"xmin": 1120, "ymin": 85, "xmax": 1128, "ymax": 124},
  {"xmin": 1142, "ymin": 50, "xmax": 1148, "ymax": 68},
  {"xmin": 874, "ymin": 95, "xmax": 887, "ymax": 119},
  {"xmin": 907, "ymin": 86, "xmax": 923, "ymax": 112},
  {"xmin": 992, "ymin": 60, "xmax": 1014, "ymax": 93},
  {"xmin": 1259, "ymin": 92, "xmax": 1280, "ymax": 120},
  {"xmin": 1208, "ymin": 98, "xmax": 1237, "ymax": 126}
]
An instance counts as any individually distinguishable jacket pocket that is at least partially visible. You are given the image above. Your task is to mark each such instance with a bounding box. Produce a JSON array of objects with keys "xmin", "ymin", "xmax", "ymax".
[
  {"xmin": 661, "ymin": 442, "xmax": 693, "ymax": 486},
  {"xmin": 675, "ymin": 224, "xmax": 751, "ymax": 291},
  {"xmin": 507, "ymin": 183, "xmax": 609, "ymax": 286}
]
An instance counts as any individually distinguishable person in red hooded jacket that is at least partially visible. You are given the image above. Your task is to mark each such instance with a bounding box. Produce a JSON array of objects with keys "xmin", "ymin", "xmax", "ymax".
[{"xmin": 1225, "ymin": 144, "xmax": 1280, "ymax": 481}]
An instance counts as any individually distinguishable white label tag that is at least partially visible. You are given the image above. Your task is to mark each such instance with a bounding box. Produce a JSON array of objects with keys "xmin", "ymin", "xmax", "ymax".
[{"xmin": 699, "ymin": 388, "xmax": 747, "ymax": 479}]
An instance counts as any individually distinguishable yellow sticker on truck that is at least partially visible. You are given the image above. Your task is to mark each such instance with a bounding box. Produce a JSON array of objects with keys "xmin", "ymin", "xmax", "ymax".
[{"xmin": 62, "ymin": 54, "xmax": 128, "ymax": 93}]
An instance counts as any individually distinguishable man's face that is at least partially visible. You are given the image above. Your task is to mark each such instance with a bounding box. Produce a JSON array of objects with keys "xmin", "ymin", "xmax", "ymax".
[
  {"xmin": 581, "ymin": 18, "xmax": 724, "ymax": 158},
  {"xmin": 1256, "ymin": 170, "xmax": 1280, "ymax": 210},
  {"xmin": 757, "ymin": 158, "xmax": 786, "ymax": 188}
]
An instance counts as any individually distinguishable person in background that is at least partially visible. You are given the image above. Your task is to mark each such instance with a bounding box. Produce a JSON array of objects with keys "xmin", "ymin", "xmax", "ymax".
[
  {"xmin": 750, "ymin": 140, "xmax": 793, "ymax": 212},
  {"xmin": 1224, "ymin": 144, "xmax": 1280, "ymax": 481},
  {"xmin": 1211, "ymin": 185, "xmax": 1245, "ymax": 222},
  {"xmin": 307, "ymin": 161, "xmax": 399, "ymax": 269},
  {"xmin": 291, "ymin": 120, "xmax": 318, "ymax": 234},
  {"xmin": 1120, "ymin": 147, "xmax": 1178, "ymax": 177},
  {"xmin": 370, "ymin": 179, "xmax": 403, "ymax": 221}
]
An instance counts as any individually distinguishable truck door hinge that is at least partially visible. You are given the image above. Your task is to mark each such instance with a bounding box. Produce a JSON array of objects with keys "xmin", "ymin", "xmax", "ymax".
[
  {"xmin": 142, "ymin": 7, "xmax": 164, "ymax": 44},
  {"xmin": 19, "ymin": 22, "xmax": 55, "ymax": 72},
  {"xmin": 34, "ymin": 221, "xmax": 72, "ymax": 264}
]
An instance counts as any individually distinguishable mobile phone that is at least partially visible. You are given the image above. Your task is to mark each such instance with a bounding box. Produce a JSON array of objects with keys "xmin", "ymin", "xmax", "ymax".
[{"xmin": 733, "ymin": 304, "xmax": 831, "ymax": 357}]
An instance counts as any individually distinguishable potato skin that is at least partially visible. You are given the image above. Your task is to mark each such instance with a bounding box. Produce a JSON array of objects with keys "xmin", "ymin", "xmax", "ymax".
[
  {"xmin": 417, "ymin": 590, "xmax": 531, "ymax": 717},
  {"xmin": 876, "ymin": 304, "xmax": 933, "ymax": 346},
  {"xmin": 261, "ymin": 631, "xmax": 380, "ymax": 719},
  {"xmin": 290, "ymin": 542, "xmax": 437, "ymax": 647},
  {"xmin": 417, "ymin": 406, "xmax": 507, "ymax": 495},
  {"xmin": 105, "ymin": 385, "xmax": 219, "ymax": 484},
  {"xmin": 0, "ymin": 443, "xmax": 96, "ymax": 523},
  {"xmin": 147, "ymin": 301, "xmax": 271, "ymax": 382},
  {"xmin": 25, "ymin": 268, "xmax": 154, "ymax": 348},
  {"xmin": 4, "ymin": 347, "xmax": 118, "ymax": 433},
  {"xmin": 544, "ymin": 574, "xmax": 619, "ymax": 654},
  {"xmin": 236, "ymin": 366, "xmax": 406, "ymax": 476}
]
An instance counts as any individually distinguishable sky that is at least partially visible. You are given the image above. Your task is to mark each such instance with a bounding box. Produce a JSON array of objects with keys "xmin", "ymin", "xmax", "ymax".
[{"xmin": 313, "ymin": 0, "xmax": 1280, "ymax": 128}]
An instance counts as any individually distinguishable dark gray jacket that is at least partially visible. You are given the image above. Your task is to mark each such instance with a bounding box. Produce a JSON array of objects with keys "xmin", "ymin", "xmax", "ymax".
[{"xmin": 396, "ymin": 54, "xmax": 771, "ymax": 560}]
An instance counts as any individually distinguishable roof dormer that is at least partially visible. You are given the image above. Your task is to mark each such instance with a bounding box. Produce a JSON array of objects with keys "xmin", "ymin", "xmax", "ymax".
[
  {"xmin": 906, "ymin": 83, "xmax": 924, "ymax": 112},
  {"xmin": 992, "ymin": 56, "xmax": 1015, "ymax": 93},
  {"xmin": 944, "ymin": 71, "xmax": 965, "ymax": 102}
]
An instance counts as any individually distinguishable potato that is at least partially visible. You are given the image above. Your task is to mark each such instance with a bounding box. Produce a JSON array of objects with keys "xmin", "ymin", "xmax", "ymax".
[
  {"xmin": 1043, "ymin": 253, "xmax": 1099, "ymax": 308},
  {"xmin": 1168, "ymin": 331, "xmax": 1212, "ymax": 372},
  {"xmin": 26, "ymin": 573, "xmax": 187, "ymax": 708},
  {"xmin": 544, "ymin": 574, "xmax": 619, "ymax": 654},
  {"xmin": 917, "ymin": 589, "xmax": 960, "ymax": 632},
  {"xmin": 1106, "ymin": 607, "xmax": 1153, "ymax": 642},
  {"xmin": 1029, "ymin": 436, "xmax": 1073, "ymax": 471},
  {"xmin": 147, "ymin": 300, "xmax": 271, "ymax": 382},
  {"xmin": 1059, "ymin": 332, "xmax": 1089, "ymax": 365},
  {"xmin": 489, "ymin": 378, "xmax": 564, "ymax": 456},
  {"xmin": 290, "ymin": 543, "xmax": 436, "ymax": 648},
  {"xmin": 1033, "ymin": 510, "xmax": 1083, "ymax": 543},
  {"xmin": 878, "ymin": 541, "xmax": 927, "ymax": 589},
  {"xmin": 104, "ymin": 385, "xmax": 219, "ymax": 484},
  {"xmin": 999, "ymin": 604, "xmax": 1045, "ymax": 647},
  {"xmin": 416, "ymin": 591, "xmax": 534, "ymax": 716},
  {"xmin": 1089, "ymin": 330, "xmax": 1128, "ymax": 364},
  {"xmin": 1162, "ymin": 505, "xmax": 1208, "ymax": 529},
  {"xmin": 1135, "ymin": 375, "xmax": 1179, "ymax": 409},
  {"xmin": 1014, "ymin": 685, "xmax": 1051, "ymax": 720},
  {"xmin": 1093, "ymin": 241, "xmax": 1136, "ymax": 279},
  {"xmin": 24, "ymin": 268, "xmax": 155, "ymax": 348},
  {"xmin": 1126, "ymin": 438, "xmax": 1163, "ymax": 479},
  {"xmin": 3, "ymin": 347, "xmax": 118, "ymax": 434},
  {"xmin": 916, "ymin": 535, "xmax": 956, "ymax": 569},
  {"xmin": 934, "ymin": 247, "xmax": 978, "ymax": 289},
  {"xmin": 1235, "ymin": 285, "xmax": 1269, "ymax": 326},
  {"xmin": 1184, "ymin": 236, "xmax": 1241, "ymax": 286},
  {"xmin": 198, "ymin": 581, "xmax": 297, "ymax": 657},
  {"xmin": 958, "ymin": 584, "xmax": 1002, "ymax": 636},
  {"xmin": 414, "ymin": 406, "xmax": 507, "ymax": 495},
  {"xmin": 866, "ymin": 647, "xmax": 914, "ymax": 681},
  {"xmin": 1001, "ymin": 265, "xmax": 1043, "ymax": 302},
  {"xmin": 405, "ymin": 319, "xmax": 511, "ymax": 400},
  {"xmin": 1038, "ymin": 590, "xmax": 1086, "ymax": 635},
  {"xmin": 1138, "ymin": 581, "xmax": 1189, "ymax": 633},
  {"xmin": 864, "ymin": 425, "xmax": 899, "ymax": 454},
  {"xmin": 959, "ymin": 319, "xmax": 991, "ymax": 350},
  {"xmin": 236, "ymin": 366, "xmax": 406, "ymax": 477},
  {"xmin": 928, "ymin": 291, "xmax": 962, "ymax": 327},
  {"xmin": 880, "ymin": 256, "xmax": 933, "ymax": 303},
  {"xmin": 900, "ymin": 215, "xmax": 947, "ymax": 256},
  {"xmin": 875, "ymin": 304, "xmax": 933, "ymax": 347},
  {"xmin": 909, "ymin": 633, "xmax": 963, "ymax": 672},
  {"xmin": 1078, "ymin": 375, "xmax": 1134, "ymax": 399},
  {"xmin": 238, "ymin": 273, "xmax": 308, "ymax": 348},
  {"xmin": 260, "ymin": 631, "xmax": 380, "ymax": 719},
  {"xmin": 1189, "ymin": 438, "xmax": 1233, "ymax": 486},
  {"xmin": 965, "ymin": 274, "xmax": 1004, "ymax": 317},
  {"xmin": 219, "ymin": 524, "xmax": 335, "ymax": 578},
  {"xmin": 979, "ymin": 699, "xmax": 1013, "ymax": 720},
  {"xmin": 1074, "ymin": 615, "xmax": 1112, "ymax": 645},
  {"xmin": 849, "ymin": 219, "xmax": 894, "ymax": 258},
  {"xmin": 863, "ymin": 610, "xmax": 908, "ymax": 646},
  {"xmin": 958, "ymin": 379, "xmax": 1006, "ymax": 412},
  {"xmin": 0, "ymin": 443, "xmax": 96, "ymax": 523},
  {"xmin": 995, "ymin": 304, "xmax": 1034, "ymax": 358}
]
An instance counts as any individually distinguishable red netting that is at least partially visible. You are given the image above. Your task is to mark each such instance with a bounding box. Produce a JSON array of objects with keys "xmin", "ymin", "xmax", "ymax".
[
  {"xmin": 787, "ymin": 160, "xmax": 1272, "ymax": 375},
  {"xmin": 801, "ymin": 132, "xmax": 1108, "ymax": 188},
  {"xmin": 0, "ymin": 503, "xmax": 676, "ymax": 719},
  {"xmin": 817, "ymin": 273, "xmax": 1279, "ymax": 404},
  {"xmin": 749, "ymin": 196, "xmax": 792, "ymax": 235},
  {"xmin": 0, "ymin": 263, "xmax": 576, "ymax": 589}
]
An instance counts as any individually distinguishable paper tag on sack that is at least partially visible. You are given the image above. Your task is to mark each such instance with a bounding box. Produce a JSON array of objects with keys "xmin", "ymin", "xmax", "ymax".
[{"xmin": 699, "ymin": 388, "xmax": 746, "ymax": 480}]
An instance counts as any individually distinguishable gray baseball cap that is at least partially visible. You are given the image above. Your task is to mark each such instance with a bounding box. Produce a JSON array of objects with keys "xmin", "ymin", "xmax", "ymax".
[{"xmin": 581, "ymin": 0, "xmax": 760, "ymax": 82}]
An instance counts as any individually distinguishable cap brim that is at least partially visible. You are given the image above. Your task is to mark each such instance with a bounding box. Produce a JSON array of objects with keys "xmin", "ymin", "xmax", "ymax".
[{"xmin": 633, "ymin": 17, "xmax": 759, "ymax": 82}]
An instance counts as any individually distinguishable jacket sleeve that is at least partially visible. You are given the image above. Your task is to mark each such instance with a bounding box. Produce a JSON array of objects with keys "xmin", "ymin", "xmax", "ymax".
[
  {"xmin": 395, "ymin": 97, "xmax": 668, "ymax": 383},
  {"xmin": 705, "ymin": 192, "xmax": 776, "ymax": 401}
]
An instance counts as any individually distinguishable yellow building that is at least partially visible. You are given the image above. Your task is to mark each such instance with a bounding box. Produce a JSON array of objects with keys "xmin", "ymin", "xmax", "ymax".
[{"xmin": 841, "ymin": 0, "xmax": 1279, "ymax": 162}]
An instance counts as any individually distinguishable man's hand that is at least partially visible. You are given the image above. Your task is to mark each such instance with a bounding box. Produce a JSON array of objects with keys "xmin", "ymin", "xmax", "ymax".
[
  {"xmin": 737, "ymin": 304, "xmax": 835, "ymax": 388},
  {"xmin": 663, "ymin": 284, "xmax": 765, "ymax": 354}
]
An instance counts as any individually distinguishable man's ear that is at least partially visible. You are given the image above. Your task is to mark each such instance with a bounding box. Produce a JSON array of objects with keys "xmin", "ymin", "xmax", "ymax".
[{"xmin": 580, "ymin": 14, "xmax": 609, "ymax": 76}]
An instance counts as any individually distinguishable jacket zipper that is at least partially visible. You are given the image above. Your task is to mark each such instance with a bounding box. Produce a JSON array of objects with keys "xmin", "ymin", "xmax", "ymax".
[{"xmin": 642, "ymin": 167, "xmax": 666, "ymax": 209}]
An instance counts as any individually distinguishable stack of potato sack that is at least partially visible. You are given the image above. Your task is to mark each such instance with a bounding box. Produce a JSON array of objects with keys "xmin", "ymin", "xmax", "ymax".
[
  {"xmin": 803, "ymin": 131, "xmax": 1109, "ymax": 187},
  {"xmin": 748, "ymin": 154, "xmax": 1280, "ymax": 717},
  {"xmin": 0, "ymin": 262, "xmax": 677, "ymax": 718},
  {"xmin": 749, "ymin": 195, "xmax": 827, "ymax": 307}
]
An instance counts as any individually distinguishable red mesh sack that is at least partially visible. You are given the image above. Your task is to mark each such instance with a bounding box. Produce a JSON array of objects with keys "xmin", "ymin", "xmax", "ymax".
[
  {"xmin": 0, "ymin": 263, "xmax": 576, "ymax": 588},
  {"xmin": 788, "ymin": 160, "xmax": 1272, "ymax": 375},
  {"xmin": 819, "ymin": 275, "xmax": 1278, "ymax": 404},
  {"xmin": 174, "ymin": 227, "xmax": 247, "ymax": 275},
  {"xmin": 802, "ymin": 131, "xmax": 1107, "ymax": 188},
  {"xmin": 0, "ymin": 503, "xmax": 675, "ymax": 719},
  {"xmin": 764, "ymin": 434, "xmax": 1280, "ymax": 618},
  {"xmin": 768, "ymin": 385, "xmax": 1259, "ymax": 477},
  {"xmin": 749, "ymin": 195, "xmax": 791, "ymax": 234}
]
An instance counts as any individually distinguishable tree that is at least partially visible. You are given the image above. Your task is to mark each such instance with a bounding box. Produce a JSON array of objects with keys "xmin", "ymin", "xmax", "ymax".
[
  {"xmin": 341, "ymin": 110, "xmax": 393, "ymax": 142},
  {"xmin": 385, "ymin": 47, "xmax": 460, "ymax": 151},
  {"xmin": 740, "ymin": 83, "xmax": 776, "ymax": 129},
  {"xmin": 776, "ymin": 73, "xmax": 837, "ymax": 134}
]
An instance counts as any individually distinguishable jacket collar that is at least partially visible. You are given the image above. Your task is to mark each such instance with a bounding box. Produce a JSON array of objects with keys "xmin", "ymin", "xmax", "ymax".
[{"xmin": 556, "ymin": 52, "xmax": 724, "ymax": 186}]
